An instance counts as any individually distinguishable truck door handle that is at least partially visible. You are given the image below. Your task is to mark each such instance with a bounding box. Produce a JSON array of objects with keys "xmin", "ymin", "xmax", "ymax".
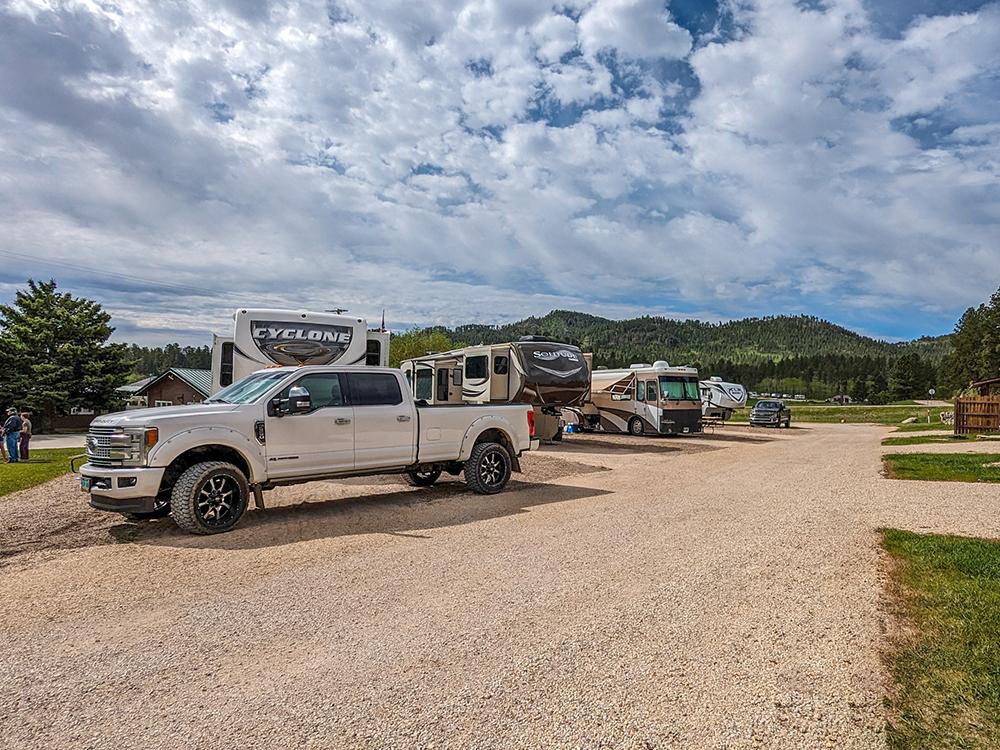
[
  {"xmin": 397, "ymin": 415, "xmax": 411, "ymax": 422},
  {"xmin": 335, "ymin": 418, "xmax": 352, "ymax": 425}
]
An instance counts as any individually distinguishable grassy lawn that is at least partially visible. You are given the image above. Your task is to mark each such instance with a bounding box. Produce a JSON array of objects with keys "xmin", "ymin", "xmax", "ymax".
[
  {"xmin": 882, "ymin": 529, "xmax": 1000, "ymax": 749},
  {"xmin": 0, "ymin": 447, "xmax": 82, "ymax": 498},
  {"xmin": 882, "ymin": 435, "xmax": 972, "ymax": 447},
  {"xmin": 883, "ymin": 453, "xmax": 1000, "ymax": 483},
  {"xmin": 733, "ymin": 404, "xmax": 953, "ymax": 426}
]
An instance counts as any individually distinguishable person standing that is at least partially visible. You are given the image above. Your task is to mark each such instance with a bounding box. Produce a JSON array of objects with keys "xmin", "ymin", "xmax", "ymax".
[
  {"xmin": 19, "ymin": 412, "xmax": 31, "ymax": 461},
  {"xmin": 3, "ymin": 408, "xmax": 22, "ymax": 463}
]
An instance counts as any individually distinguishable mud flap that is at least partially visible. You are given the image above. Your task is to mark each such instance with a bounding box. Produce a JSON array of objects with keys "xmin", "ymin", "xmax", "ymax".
[
  {"xmin": 252, "ymin": 484, "xmax": 265, "ymax": 510},
  {"xmin": 511, "ymin": 452, "xmax": 523, "ymax": 473}
]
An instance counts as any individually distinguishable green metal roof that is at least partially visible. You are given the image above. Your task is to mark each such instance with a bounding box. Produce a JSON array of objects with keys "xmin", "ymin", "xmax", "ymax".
[
  {"xmin": 124, "ymin": 368, "xmax": 212, "ymax": 398},
  {"xmin": 117, "ymin": 375, "xmax": 156, "ymax": 393},
  {"xmin": 167, "ymin": 368, "xmax": 212, "ymax": 397}
]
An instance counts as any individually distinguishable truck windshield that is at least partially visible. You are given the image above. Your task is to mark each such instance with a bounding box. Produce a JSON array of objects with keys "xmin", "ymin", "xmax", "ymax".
[
  {"xmin": 205, "ymin": 371, "xmax": 289, "ymax": 404},
  {"xmin": 659, "ymin": 376, "xmax": 700, "ymax": 401}
]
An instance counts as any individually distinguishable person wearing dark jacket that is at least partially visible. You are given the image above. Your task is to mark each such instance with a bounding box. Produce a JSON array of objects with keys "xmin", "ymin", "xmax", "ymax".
[
  {"xmin": 3, "ymin": 408, "xmax": 22, "ymax": 463},
  {"xmin": 19, "ymin": 412, "xmax": 31, "ymax": 461}
]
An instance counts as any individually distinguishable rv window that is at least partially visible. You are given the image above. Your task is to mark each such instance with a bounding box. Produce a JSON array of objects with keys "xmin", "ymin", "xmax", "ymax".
[
  {"xmin": 659, "ymin": 377, "xmax": 685, "ymax": 400},
  {"xmin": 493, "ymin": 355, "xmax": 509, "ymax": 375},
  {"xmin": 281, "ymin": 373, "xmax": 345, "ymax": 411},
  {"xmin": 452, "ymin": 368, "xmax": 463, "ymax": 386},
  {"xmin": 365, "ymin": 340, "xmax": 382, "ymax": 366},
  {"xmin": 219, "ymin": 342, "xmax": 234, "ymax": 387},
  {"xmin": 659, "ymin": 376, "xmax": 701, "ymax": 401},
  {"xmin": 683, "ymin": 378, "xmax": 700, "ymax": 400},
  {"xmin": 646, "ymin": 381, "xmax": 657, "ymax": 402},
  {"xmin": 635, "ymin": 382, "xmax": 644, "ymax": 402},
  {"xmin": 348, "ymin": 372, "xmax": 404, "ymax": 406},
  {"xmin": 414, "ymin": 369, "xmax": 433, "ymax": 401},
  {"xmin": 465, "ymin": 356, "xmax": 488, "ymax": 380}
]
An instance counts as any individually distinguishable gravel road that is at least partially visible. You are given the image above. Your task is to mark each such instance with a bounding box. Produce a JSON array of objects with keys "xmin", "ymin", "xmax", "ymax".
[{"xmin": 2, "ymin": 424, "xmax": 998, "ymax": 749}]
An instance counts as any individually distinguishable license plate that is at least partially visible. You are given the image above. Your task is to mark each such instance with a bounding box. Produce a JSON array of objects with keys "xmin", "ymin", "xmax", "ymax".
[{"xmin": 80, "ymin": 477, "xmax": 92, "ymax": 492}]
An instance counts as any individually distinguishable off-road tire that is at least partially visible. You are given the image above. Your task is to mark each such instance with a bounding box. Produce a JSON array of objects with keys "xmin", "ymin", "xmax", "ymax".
[
  {"xmin": 628, "ymin": 417, "xmax": 644, "ymax": 436},
  {"xmin": 170, "ymin": 461, "xmax": 249, "ymax": 535},
  {"xmin": 404, "ymin": 467, "xmax": 442, "ymax": 487},
  {"xmin": 783, "ymin": 419, "xmax": 791, "ymax": 428},
  {"xmin": 464, "ymin": 442, "xmax": 512, "ymax": 495}
]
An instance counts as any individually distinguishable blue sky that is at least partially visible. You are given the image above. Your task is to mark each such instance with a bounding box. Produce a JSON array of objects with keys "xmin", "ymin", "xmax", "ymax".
[{"xmin": 2, "ymin": 0, "xmax": 999, "ymax": 345}]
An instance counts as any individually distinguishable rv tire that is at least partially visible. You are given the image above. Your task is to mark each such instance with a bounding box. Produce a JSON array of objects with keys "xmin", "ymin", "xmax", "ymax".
[
  {"xmin": 464, "ymin": 442, "xmax": 512, "ymax": 495},
  {"xmin": 404, "ymin": 467, "xmax": 442, "ymax": 487},
  {"xmin": 628, "ymin": 417, "xmax": 644, "ymax": 436}
]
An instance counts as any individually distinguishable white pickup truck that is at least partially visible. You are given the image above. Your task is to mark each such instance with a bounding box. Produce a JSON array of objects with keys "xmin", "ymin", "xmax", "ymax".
[{"xmin": 79, "ymin": 366, "xmax": 538, "ymax": 534}]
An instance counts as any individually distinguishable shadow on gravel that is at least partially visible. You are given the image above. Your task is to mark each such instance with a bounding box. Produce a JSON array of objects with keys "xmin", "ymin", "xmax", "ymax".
[
  {"xmin": 113, "ymin": 480, "xmax": 613, "ymax": 551},
  {"xmin": 554, "ymin": 436, "xmax": 721, "ymax": 455},
  {"xmin": 693, "ymin": 430, "xmax": 781, "ymax": 444}
]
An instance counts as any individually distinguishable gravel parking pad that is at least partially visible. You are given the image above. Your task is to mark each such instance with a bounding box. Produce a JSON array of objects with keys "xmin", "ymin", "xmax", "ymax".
[{"xmin": 2, "ymin": 424, "xmax": 998, "ymax": 749}]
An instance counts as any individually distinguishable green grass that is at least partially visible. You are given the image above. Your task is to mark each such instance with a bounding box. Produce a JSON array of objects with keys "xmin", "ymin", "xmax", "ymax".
[
  {"xmin": 733, "ymin": 403, "xmax": 953, "ymax": 426},
  {"xmin": 882, "ymin": 435, "xmax": 971, "ymax": 447},
  {"xmin": 0, "ymin": 448, "xmax": 82, "ymax": 498},
  {"xmin": 883, "ymin": 453, "xmax": 1000, "ymax": 483},
  {"xmin": 882, "ymin": 529, "xmax": 1000, "ymax": 749}
]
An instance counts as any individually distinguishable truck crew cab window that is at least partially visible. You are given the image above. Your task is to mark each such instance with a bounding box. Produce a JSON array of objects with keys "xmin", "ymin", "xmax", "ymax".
[
  {"xmin": 280, "ymin": 373, "xmax": 344, "ymax": 412},
  {"xmin": 347, "ymin": 372, "xmax": 403, "ymax": 406},
  {"xmin": 465, "ymin": 356, "xmax": 488, "ymax": 380}
]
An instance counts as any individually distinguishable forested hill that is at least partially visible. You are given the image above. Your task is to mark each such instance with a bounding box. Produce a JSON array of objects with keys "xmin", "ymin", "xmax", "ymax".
[{"xmin": 441, "ymin": 311, "xmax": 951, "ymax": 368}]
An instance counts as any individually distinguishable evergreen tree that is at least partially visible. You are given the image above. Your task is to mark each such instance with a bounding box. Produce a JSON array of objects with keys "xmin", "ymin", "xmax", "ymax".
[
  {"xmin": 888, "ymin": 352, "xmax": 922, "ymax": 400},
  {"xmin": 941, "ymin": 285, "xmax": 1000, "ymax": 394},
  {"xmin": 0, "ymin": 280, "xmax": 132, "ymax": 428},
  {"xmin": 388, "ymin": 329, "xmax": 456, "ymax": 368}
]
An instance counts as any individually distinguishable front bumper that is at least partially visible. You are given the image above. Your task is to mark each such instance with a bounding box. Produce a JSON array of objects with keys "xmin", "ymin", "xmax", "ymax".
[
  {"xmin": 749, "ymin": 415, "xmax": 781, "ymax": 425},
  {"xmin": 661, "ymin": 408, "xmax": 702, "ymax": 435},
  {"xmin": 79, "ymin": 463, "xmax": 165, "ymax": 514}
]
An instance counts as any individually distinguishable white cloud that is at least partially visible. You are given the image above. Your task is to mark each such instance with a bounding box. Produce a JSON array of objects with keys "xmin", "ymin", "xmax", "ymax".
[
  {"xmin": 578, "ymin": 0, "xmax": 692, "ymax": 60},
  {"xmin": 0, "ymin": 0, "xmax": 998, "ymax": 344}
]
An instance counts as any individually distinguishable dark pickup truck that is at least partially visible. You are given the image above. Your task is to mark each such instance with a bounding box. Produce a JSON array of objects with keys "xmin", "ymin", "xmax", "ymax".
[{"xmin": 749, "ymin": 399, "xmax": 792, "ymax": 428}]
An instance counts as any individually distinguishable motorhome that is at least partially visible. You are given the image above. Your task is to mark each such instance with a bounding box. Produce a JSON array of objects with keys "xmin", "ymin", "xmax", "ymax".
[
  {"xmin": 574, "ymin": 361, "xmax": 703, "ymax": 436},
  {"xmin": 700, "ymin": 377, "xmax": 748, "ymax": 422},
  {"xmin": 399, "ymin": 338, "xmax": 592, "ymax": 439},
  {"xmin": 211, "ymin": 309, "xmax": 390, "ymax": 394}
]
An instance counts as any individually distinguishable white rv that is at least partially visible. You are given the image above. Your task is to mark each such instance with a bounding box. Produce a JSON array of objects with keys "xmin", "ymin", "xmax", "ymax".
[
  {"xmin": 700, "ymin": 377, "xmax": 748, "ymax": 422},
  {"xmin": 211, "ymin": 309, "xmax": 390, "ymax": 394},
  {"xmin": 399, "ymin": 338, "xmax": 591, "ymax": 440},
  {"xmin": 575, "ymin": 361, "xmax": 702, "ymax": 436}
]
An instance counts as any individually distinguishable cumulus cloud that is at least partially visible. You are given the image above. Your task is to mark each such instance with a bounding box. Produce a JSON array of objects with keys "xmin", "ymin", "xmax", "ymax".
[
  {"xmin": 0, "ymin": 0, "xmax": 998, "ymax": 343},
  {"xmin": 579, "ymin": 0, "xmax": 693, "ymax": 60}
]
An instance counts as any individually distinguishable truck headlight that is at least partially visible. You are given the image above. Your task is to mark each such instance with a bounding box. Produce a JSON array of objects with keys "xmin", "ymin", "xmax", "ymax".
[{"xmin": 119, "ymin": 427, "xmax": 156, "ymax": 466}]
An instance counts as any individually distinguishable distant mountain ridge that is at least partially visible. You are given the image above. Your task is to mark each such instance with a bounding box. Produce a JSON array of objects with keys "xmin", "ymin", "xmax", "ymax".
[{"xmin": 437, "ymin": 311, "xmax": 951, "ymax": 368}]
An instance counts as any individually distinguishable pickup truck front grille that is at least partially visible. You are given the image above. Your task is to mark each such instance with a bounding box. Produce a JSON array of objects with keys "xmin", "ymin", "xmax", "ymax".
[{"xmin": 86, "ymin": 426, "xmax": 129, "ymax": 467}]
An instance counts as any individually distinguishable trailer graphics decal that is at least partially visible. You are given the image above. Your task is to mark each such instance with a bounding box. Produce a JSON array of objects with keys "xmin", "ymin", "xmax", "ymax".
[{"xmin": 251, "ymin": 320, "xmax": 354, "ymax": 366}]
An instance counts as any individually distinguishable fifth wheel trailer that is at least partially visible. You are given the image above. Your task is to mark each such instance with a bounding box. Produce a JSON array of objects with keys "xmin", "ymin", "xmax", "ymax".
[
  {"xmin": 399, "ymin": 338, "xmax": 592, "ymax": 440},
  {"xmin": 211, "ymin": 309, "xmax": 390, "ymax": 394}
]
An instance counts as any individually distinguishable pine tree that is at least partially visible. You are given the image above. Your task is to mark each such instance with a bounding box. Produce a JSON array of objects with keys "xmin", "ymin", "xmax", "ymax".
[
  {"xmin": 941, "ymin": 284, "xmax": 1000, "ymax": 394},
  {"xmin": 0, "ymin": 280, "xmax": 132, "ymax": 428}
]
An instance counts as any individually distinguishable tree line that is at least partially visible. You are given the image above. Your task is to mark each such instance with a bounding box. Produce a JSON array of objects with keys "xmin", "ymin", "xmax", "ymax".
[
  {"xmin": 0, "ymin": 279, "xmax": 996, "ymax": 430},
  {"xmin": 127, "ymin": 343, "xmax": 211, "ymax": 376}
]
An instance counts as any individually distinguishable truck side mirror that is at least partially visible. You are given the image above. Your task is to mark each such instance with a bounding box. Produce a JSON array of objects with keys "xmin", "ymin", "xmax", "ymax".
[{"xmin": 286, "ymin": 386, "xmax": 312, "ymax": 415}]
